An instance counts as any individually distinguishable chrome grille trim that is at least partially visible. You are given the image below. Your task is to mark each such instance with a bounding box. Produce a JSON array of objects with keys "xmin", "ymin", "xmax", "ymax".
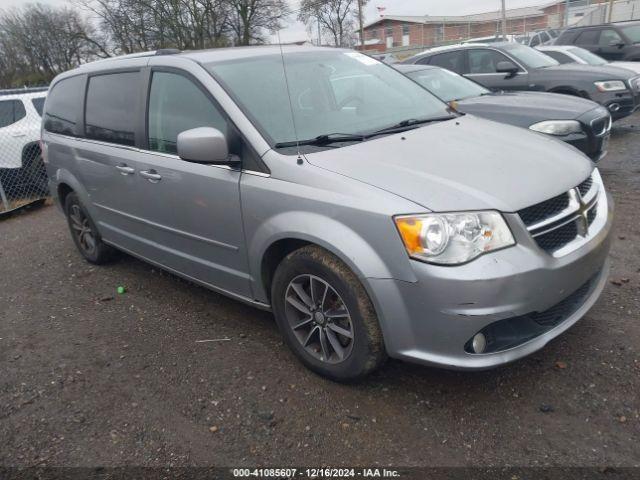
[
  {"xmin": 518, "ymin": 169, "xmax": 605, "ymax": 257},
  {"xmin": 590, "ymin": 114, "xmax": 612, "ymax": 137}
]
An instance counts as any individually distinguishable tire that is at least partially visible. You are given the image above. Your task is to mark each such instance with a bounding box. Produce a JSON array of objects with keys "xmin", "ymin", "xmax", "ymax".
[
  {"xmin": 65, "ymin": 192, "xmax": 115, "ymax": 264},
  {"xmin": 271, "ymin": 245, "xmax": 386, "ymax": 382}
]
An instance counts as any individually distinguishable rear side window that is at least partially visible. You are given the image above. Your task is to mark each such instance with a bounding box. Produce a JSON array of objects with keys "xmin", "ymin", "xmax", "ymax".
[
  {"xmin": 426, "ymin": 51, "xmax": 465, "ymax": 74},
  {"xmin": 544, "ymin": 51, "xmax": 573, "ymax": 64},
  {"xmin": 85, "ymin": 72, "xmax": 139, "ymax": 146},
  {"xmin": 0, "ymin": 100, "xmax": 26, "ymax": 128},
  {"xmin": 44, "ymin": 76, "xmax": 84, "ymax": 135},
  {"xmin": 575, "ymin": 29, "xmax": 600, "ymax": 45},
  {"xmin": 31, "ymin": 97, "xmax": 45, "ymax": 116},
  {"xmin": 147, "ymin": 71, "xmax": 227, "ymax": 154}
]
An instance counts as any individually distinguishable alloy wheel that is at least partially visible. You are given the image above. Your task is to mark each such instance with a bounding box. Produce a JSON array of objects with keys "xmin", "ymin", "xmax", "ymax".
[
  {"xmin": 69, "ymin": 204, "xmax": 97, "ymax": 255},
  {"xmin": 284, "ymin": 274, "xmax": 354, "ymax": 364}
]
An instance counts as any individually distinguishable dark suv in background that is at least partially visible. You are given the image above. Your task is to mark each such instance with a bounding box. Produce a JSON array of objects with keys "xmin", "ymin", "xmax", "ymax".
[
  {"xmin": 555, "ymin": 21, "xmax": 640, "ymax": 61},
  {"xmin": 402, "ymin": 42, "xmax": 640, "ymax": 120}
]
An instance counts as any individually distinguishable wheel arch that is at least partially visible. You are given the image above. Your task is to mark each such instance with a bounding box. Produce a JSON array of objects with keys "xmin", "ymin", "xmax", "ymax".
[
  {"xmin": 251, "ymin": 212, "xmax": 417, "ymax": 304},
  {"xmin": 548, "ymin": 86, "xmax": 589, "ymax": 98}
]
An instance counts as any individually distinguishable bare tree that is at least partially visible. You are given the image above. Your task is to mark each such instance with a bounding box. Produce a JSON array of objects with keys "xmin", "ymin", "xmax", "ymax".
[
  {"xmin": 298, "ymin": 0, "xmax": 361, "ymax": 47},
  {"xmin": 0, "ymin": 4, "xmax": 104, "ymax": 87},
  {"xmin": 227, "ymin": 0, "xmax": 290, "ymax": 45}
]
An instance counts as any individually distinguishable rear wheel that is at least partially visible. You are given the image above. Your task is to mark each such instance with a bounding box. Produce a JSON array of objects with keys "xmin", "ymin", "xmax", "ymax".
[
  {"xmin": 65, "ymin": 192, "xmax": 115, "ymax": 264},
  {"xmin": 271, "ymin": 245, "xmax": 386, "ymax": 381}
]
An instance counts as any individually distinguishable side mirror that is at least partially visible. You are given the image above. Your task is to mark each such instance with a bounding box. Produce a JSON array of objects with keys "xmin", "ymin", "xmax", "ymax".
[
  {"xmin": 177, "ymin": 127, "xmax": 237, "ymax": 165},
  {"xmin": 496, "ymin": 61, "xmax": 519, "ymax": 78},
  {"xmin": 610, "ymin": 41, "xmax": 626, "ymax": 48}
]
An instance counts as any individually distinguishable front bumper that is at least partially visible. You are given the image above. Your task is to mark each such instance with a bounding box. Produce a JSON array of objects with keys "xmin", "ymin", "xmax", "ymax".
[{"xmin": 367, "ymin": 190, "xmax": 614, "ymax": 370}]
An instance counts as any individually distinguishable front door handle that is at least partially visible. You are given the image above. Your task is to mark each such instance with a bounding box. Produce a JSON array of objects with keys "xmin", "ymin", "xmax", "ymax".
[
  {"xmin": 140, "ymin": 169, "xmax": 162, "ymax": 182},
  {"xmin": 115, "ymin": 164, "xmax": 135, "ymax": 175}
]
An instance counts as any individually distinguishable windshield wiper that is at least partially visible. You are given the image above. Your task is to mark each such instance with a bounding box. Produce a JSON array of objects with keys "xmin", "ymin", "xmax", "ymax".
[
  {"xmin": 274, "ymin": 133, "xmax": 365, "ymax": 149},
  {"xmin": 365, "ymin": 115, "xmax": 457, "ymax": 138}
]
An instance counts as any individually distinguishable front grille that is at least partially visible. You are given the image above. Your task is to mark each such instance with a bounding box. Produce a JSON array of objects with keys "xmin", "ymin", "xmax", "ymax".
[
  {"xmin": 578, "ymin": 176, "xmax": 593, "ymax": 197},
  {"xmin": 518, "ymin": 193, "xmax": 569, "ymax": 227},
  {"xmin": 534, "ymin": 220, "xmax": 578, "ymax": 252},
  {"xmin": 518, "ymin": 172, "xmax": 601, "ymax": 255},
  {"xmin": 587, "ymin": 203, "xmax": 597, "ymax": 226}
]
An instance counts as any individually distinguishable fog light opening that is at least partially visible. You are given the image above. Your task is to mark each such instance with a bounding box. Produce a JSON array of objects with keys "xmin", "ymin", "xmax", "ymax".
[
  {"xmin": 471, "ymin": 333, "xmax": 487, "ymax": 354},
  {"xmin": 608, "ymin": 103, "xmax": 620, "ymax": 112}
]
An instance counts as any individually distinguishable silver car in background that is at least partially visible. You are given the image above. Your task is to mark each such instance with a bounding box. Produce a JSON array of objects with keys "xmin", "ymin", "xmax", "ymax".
[{"xmin": 43, "ymin": 47, "xmax": 614, "ymax": 381}]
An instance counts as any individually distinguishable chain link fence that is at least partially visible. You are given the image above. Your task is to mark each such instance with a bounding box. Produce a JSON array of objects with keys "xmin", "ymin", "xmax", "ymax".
[{"xmin": 0, "ymin": 87, "xmax": 49, "ymax": 216}]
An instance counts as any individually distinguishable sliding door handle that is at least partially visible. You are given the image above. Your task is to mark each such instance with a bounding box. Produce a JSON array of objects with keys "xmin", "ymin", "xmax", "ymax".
[
  {"xmin": 140, "ymin": 170, "xmax": 162, "ymax": 182},
  {"xmin": 115, "ymin": 164, "xmax": 135, "ymax": 175}
]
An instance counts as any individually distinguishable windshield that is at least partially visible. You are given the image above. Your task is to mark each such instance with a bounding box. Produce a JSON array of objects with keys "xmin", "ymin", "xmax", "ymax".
[
  {"xmin": 205, "ymin": 50, "xmax": 450, "ymax": 147},
  {"xmin": 568, "ymin": 47, "xmax": 607, "ymax": 65},
  {"xmin": 407, "ymin": 68, "xmax": 488, "ymax": 102},
  {"xmin": 620, "ymin": 24, "xmax": 640, "ymax": 43},
  {"xmin": 502, "ymin": 43, "xmax": 559, "ymax": 69}
]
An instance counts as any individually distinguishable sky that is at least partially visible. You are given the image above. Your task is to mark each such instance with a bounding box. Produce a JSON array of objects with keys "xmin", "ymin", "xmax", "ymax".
[{"xmin": 2, "ymin": 0, "xmax": 559, "ymax": 43}]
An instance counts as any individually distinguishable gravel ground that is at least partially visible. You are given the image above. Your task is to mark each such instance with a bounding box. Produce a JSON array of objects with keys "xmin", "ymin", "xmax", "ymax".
[{"xmin": 1, "ymin": 114, "xmax": 639, "ymax": 469}]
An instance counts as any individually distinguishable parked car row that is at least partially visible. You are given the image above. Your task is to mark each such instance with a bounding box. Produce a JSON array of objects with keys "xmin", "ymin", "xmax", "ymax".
[
  {"xmin": 44, "ymin": 46, "xmax": 613, "ymax": 381},
  {"xmin": 394, "ymin": 63, "xmax": 611, "ymax": 161},
  {"xmin": 402, "ymin": 42, "xmax": 640, "ymax": 121}
]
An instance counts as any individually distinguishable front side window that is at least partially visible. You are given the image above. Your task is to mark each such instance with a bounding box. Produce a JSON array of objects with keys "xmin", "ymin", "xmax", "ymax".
[
  {"xmin": 500, "ymin": 43, "xmax": 558, "ymax": 69},
  {"xmin": 407, "ymin": 68, "xmax": 488, "ymax": 102},
  {"xmin": 31, "ymin": 97, "xmax": 46, "ymax": 116},
  {"xmin": 0, "ymin": 100, "xmax": 26, "ymax": 128},
  {"xmin": 599, "ymin": 29, "xmax": 623, "ymax": 47},
  {"xmin": 530, "ymin": 34, "xmax": 542, "ymax": 47},
  {"xmin": 468, "ymin": 49, "xmax": 514, "ymax": 74},
  {"xmin": 206, "ymin": 51, "xmax": 449, "ymax": 148},
  {"xmin": 147, "ymin": 71, "xmax": 227, "ymax": 154},
  {"xmin": 44, "ymin": 76, "xmax": 84, "ymax": 135},
  {"xmin": 85, "ymin": 72, "xmax": 139, "ymax": 146},
  {"xmin": 425, "ymin": 51, "xmax": 465, "ymax": 74},
  {"xmin": 620, "ymin": 24, "xmax": 640, "ymax": 43}
]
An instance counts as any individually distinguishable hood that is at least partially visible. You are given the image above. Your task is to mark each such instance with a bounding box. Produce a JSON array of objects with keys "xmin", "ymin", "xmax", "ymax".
[
  {"xmin": 539, "ymin": 63, "xmax": 637, "ymax": 80},
  {"xmin": 456, "ymin": 91, "xmax": 601, "ymax": 126},
  {"xmin": 304, "ymin": 115, "xmax": 593, "ymax": 213},
  {"xmin": 610, "ymin": 61, "xmax": 640, "ymax": 75}
]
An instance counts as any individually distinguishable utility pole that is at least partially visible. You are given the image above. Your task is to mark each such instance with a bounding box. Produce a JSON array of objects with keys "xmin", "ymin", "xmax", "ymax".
[
  {"xmin": 501, "ymin": 0, "xmax": 507, "ymax": 39},
  {"xmin": 357, "ymin": 0, "xmax": 364, "ymax": 49},
  {"xmin": 565, "ymin": 0, "xmax": 570, "ymax": 26},
  {"xmin": 608, "ymin": 0, "xmax": 615, "ymax": 22}
]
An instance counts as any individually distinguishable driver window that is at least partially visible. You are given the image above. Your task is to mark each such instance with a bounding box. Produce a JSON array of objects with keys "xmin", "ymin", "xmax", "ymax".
[
  {"xmin": 468, "ymin": 49, "xmax": 515, "ymax": 74},
  {"xmin": 147, "ymin": 71, "xmax": 227, "ymax": 154},
  {"xmin": 599, "ymin": 29, "xmax": 623, "ymax": 47}
]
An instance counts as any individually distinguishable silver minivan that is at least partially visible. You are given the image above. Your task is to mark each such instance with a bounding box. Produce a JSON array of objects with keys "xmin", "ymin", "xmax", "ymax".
[{"xmin": 43, "ymin": 47, "xmax": 613, "ymax": 381}]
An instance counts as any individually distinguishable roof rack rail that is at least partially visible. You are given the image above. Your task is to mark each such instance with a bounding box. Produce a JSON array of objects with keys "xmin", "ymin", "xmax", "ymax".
[
  {"xmin": 155, "ymin": 48, "xmax": 181, "ymax": 55},
  {"xmin": 0, "ymin": 86, "xmax": 48, "ymax": 97}
]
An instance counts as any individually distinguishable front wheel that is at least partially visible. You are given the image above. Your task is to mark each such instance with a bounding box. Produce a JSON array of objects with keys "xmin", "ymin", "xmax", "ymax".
[{"xmin": 271, "ymin": 245, "xmax": 386, "ymax": 382}]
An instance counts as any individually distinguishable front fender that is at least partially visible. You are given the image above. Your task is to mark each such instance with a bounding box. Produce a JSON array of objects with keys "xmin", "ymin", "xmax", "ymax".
[{"xmin": 248, "ymin": 211, "xmax": 418, "ymax": 303}]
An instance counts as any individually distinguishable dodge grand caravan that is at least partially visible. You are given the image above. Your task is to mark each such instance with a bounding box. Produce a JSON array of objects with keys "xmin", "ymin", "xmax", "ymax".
[{"xmin": 43, "ymin": 47, "xmax": 614, "ymax": 381}]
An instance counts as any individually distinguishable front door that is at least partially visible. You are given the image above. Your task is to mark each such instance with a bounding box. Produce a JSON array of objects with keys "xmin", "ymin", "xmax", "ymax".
[
  {"xmin": 123, "ymin": 70, "xmax": 252, "ymax": 298},
  {"xmin": 597, "ymin": 28, "xmax": 627, "ymax": 61}
]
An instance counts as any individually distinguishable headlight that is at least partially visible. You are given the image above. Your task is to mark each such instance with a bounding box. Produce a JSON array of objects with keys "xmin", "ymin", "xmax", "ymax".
[
  {"xmin": 594, "ymin": 80, "xmax": 627, "ymax": 92},
  {"xmin": 529, "ymin": 120, "xmax": 583, "ymax": 136},
  {"xmin": 394, "ymin": 212, "xmax": 515, "ymax": 265}
]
